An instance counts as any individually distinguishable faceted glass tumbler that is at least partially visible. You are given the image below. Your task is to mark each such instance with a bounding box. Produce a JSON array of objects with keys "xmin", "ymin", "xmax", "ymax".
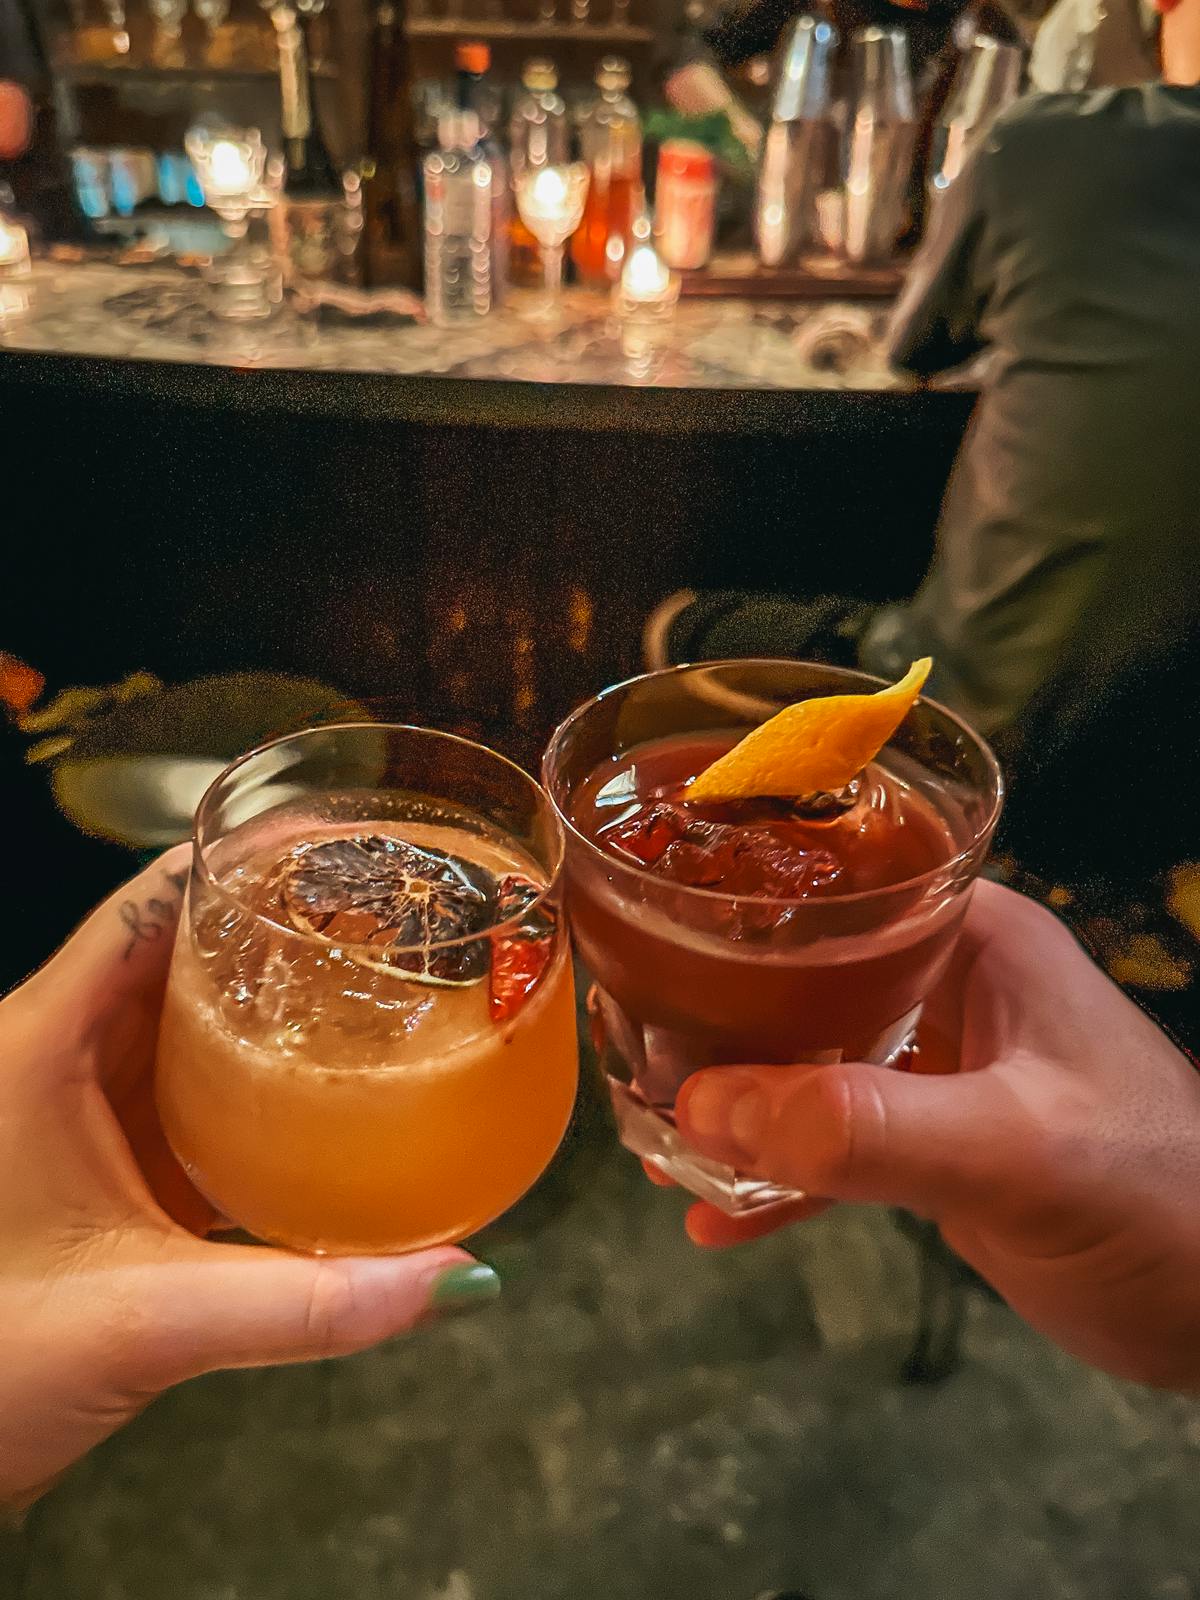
[{"xmin": 544, "ymin": 660, "xmax": 1003, "ymax": 1214}]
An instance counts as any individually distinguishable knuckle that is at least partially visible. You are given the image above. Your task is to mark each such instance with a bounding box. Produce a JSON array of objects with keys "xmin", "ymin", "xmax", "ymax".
[
  {"xmin": 300, "ymin": 1264, "xmax": 360, "ymax": 1358},
  {"xmin": 86, "ymin": 1274, "xmax": 171, "ymax": 1396},
  {"xmin": 770, "ymin": 1066, "xmax": 861, "ymax": 1191},
  {"xmin": 87, "ymin": 1232, "xmax": 191, "ymax": 1390}
]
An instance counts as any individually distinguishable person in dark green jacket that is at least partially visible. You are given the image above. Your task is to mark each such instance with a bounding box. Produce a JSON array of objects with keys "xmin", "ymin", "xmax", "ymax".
[{"xmin": 650, "ymin": 18, "xmax": 1200, "ymax": 874}]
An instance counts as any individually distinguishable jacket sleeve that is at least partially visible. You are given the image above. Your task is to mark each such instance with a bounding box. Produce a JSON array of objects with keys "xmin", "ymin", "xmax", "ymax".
[{"xmin": 888, "ymin": 138, "xmax": 995, "ymax": 377}]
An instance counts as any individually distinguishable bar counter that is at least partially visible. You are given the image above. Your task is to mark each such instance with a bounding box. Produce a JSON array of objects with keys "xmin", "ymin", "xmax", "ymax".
[
  {"xmin": 1, "ymin": 259, "xmax": 974, "ymax": 766},
  {"xmin": 0, "ymin": 258, "xmax": 974, "ymax": 424}
]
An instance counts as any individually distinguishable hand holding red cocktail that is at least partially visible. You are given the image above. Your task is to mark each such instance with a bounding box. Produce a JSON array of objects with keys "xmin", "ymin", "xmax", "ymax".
[
  {"xmin": 665, "ymin": 876, "xmax": 1200, "ymax": 1392},
  {"xmin": 546, "ymin": 660, "xmax": 1003, "ymax": 1214}
]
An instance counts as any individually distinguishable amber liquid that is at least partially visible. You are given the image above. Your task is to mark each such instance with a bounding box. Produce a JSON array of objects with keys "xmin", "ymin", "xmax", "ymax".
[
  {"xmin": 570, "ymin": 169, "xmax": 641, "ymax": 284},
  {"xmin": 508, "ymin": 212, "xmax": 544, "ymax": 288},
  {"xmin": 156, "ymin": 812, "xmax": 577, "ymax": 1254}
]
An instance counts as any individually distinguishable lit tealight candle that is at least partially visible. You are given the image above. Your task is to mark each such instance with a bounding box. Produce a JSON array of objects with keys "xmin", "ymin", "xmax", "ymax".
[
  {"xmin": 0, "ymin": 215, "xmax": 30, "ymax": 278},
  {"xmin": 208, "ymin": 139, "xmax": 253, "ymax": 198},
  {"xmin": 621, "ymin": 243, "xmax": 671, "ymax": 305}
]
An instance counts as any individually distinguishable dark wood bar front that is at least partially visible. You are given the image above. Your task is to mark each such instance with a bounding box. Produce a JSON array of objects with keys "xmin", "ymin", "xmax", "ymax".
[{"xmin": 1, "ymin": 263, "xmax": 973, "ymax": 774}]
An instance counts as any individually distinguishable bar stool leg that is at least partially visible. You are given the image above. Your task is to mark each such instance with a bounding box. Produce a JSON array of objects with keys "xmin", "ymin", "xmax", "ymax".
[{"xmin": 898, "ymin": 1214, "xmax": 968, "ymax": 1385}]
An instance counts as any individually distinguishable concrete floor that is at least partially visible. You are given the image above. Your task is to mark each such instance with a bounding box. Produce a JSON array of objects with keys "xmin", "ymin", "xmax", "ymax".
[{"xmin": 6, "ymin": 1062, "xmax": 1200, "ymax": 1600}]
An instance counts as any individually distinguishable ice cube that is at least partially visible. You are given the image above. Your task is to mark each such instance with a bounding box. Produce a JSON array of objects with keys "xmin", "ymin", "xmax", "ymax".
[
  {"xmin": 601, "ymin": 799, "xmax": 844, "ymax": 923},
  {"xmin": 602, "ymin": 804, "xmax": 690, "ymax": 867}
]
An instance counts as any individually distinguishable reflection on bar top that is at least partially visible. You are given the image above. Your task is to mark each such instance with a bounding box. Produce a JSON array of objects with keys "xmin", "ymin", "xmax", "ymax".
[{"xmin": 0, "ymin": 261, "xmax": 982, "ymax": 395}]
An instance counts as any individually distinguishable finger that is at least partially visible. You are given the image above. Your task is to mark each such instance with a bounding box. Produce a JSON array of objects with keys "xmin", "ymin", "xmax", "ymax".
[
  {"xmin": 677, "ymin": 1058, "xmax": 1017, "ymax": 1220},
  {"xmin": 33, "ymin": 844, "xmax": 191, "ymax": 1000},
  {"xmin": 640, "ymin": 1157, "xmax": 677, "ymax": 1188},
  {"xmin": 137, "ymin": 1242, "xmax": 500, "ymax": 1383},
  {"xmin": 26, "ymin": 845, "xmax": 192, "ymax": 1059},
  {"xmin": 685, "ymin": 1196, "xmax": 830, "ymax": 1249},
  {"xmin": 910, "ymin": 877, "xmax": 1017, "ymax": 1055}
]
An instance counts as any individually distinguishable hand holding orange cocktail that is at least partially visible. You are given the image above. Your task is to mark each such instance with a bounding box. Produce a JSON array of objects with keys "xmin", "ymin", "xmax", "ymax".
[{"xmin": 155, "ymin": 725, "xmax": 578, "ymax": 1255}]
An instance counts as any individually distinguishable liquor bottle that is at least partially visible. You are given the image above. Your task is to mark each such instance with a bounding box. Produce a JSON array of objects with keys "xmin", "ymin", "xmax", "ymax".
[
  {"xmin": 453, "ymin": 40, "xmax": 503, "ymax": 137},
  {"xmin": 509, "ymin": 57, "xmax": 568, "ymax": 178},
  {"xmin": 507, "ymin": 57, "xmax": 568, "ymax": 286},
  {"xmin": 453, "ymin": 41, "xmax": 508, "ymax": 302},
  {"xmin": 571, "ymin": 56, "xmax": 642, "ymax": 284},
  {"xmin": 423, "ymin": 111, "xmax": 494, "ymax": 324},
  {"xmin": 270, "ymin": 1, "xmax": 340, "ymax": 199},
  {"xmin": 359, "ymin": 0, "xmax": 424, "ymax": 290}
]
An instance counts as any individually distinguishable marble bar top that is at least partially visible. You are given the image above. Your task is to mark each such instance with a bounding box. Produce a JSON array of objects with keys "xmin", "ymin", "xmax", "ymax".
[{"xmin": 0, "ymin": 260, "xmax": 978, "ymax": 432}]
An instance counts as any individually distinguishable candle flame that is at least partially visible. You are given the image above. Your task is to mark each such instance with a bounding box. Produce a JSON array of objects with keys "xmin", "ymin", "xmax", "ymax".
[
  {"xmin": 0, "ymin": 214, "xmax": 30, "ymax": 270},
  {"xmin": 209, "ymin": 139, "xmax": 251, "ymax": 195},
  {"xmin": 622, "ymin": 244, "xmax": 670, "ymax": 300}
]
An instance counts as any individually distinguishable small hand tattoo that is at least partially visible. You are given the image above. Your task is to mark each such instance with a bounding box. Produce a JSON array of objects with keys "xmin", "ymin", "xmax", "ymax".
[{"xmin": 120, "ymin": 863, "xmax": 189, "ymax": 959}]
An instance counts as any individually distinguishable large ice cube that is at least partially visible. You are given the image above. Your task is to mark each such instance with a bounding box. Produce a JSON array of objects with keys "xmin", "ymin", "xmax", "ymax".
[{"xmin": 602, "ymin": 801, "xmax": 842, "ymax": 900}]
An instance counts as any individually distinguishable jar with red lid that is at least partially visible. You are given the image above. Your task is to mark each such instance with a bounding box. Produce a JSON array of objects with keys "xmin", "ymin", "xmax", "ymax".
[{"xmin": 654, "ymin": 139, "xmax": 716, "ymax": 272}]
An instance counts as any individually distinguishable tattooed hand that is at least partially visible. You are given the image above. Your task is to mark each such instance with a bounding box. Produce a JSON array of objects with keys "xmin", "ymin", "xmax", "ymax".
[
  {"xmin": 0, "ymin": 849, "xmax": 498, "ymax": 1512},
  {"xmin": 117, "ymin": 869, "xmax": 188, "ymax": 960}
]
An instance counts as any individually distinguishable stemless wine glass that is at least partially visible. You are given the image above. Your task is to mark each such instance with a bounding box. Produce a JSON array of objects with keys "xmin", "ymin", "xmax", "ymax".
[
  {"xmin": 156, "ymin": 724, "xmax": 578, "ymax": 1254},
  {"xmin": 544, "ymin": 661, "xmax": 1003, "ymax": 1214}
]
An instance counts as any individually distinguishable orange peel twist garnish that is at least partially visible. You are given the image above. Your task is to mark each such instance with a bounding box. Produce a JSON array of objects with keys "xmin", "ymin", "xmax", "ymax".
[{"xmin": 684, "ymin": 659, "xmax": 932, "ymax": 804}]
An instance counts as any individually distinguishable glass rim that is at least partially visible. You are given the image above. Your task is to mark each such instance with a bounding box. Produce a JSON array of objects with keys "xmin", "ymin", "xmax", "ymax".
[
  {"xmin": 542, "ymin": 658, "xmax": 1006, "ymax": 910},
  {"xmin": 193, "ymin": 721, "xmax": 566, "ymax": 956}
]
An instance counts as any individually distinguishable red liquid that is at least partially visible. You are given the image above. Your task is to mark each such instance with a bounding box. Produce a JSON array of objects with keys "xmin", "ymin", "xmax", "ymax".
[{"xmin": 567, "ymin": 732, "xmax": 968, "ymax": 1077}]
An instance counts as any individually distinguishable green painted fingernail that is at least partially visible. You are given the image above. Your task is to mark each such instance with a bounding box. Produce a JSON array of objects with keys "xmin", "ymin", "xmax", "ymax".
[{"xmin": 429, "ymin": 1263, "xmax": 501, "ymax": 1317}]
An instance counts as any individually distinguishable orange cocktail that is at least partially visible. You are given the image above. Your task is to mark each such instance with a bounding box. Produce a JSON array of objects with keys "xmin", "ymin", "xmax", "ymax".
[{"xmin": 155, "ymin": 725, "xmax": 578, "ymax": 1254}]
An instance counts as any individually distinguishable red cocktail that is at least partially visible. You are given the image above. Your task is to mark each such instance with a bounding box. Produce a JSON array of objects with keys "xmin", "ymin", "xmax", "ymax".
[{"xmin": 544, "ymin": 661, "xmax": 1003, "ymax": 1212}]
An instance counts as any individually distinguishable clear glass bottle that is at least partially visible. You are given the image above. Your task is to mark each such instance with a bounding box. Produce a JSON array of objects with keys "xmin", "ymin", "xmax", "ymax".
[
  {"xmin": 453, "ymin": 42, "xmax": 508, "ymax": 303},
  {"xmin": 423, "ymin": 110, "xmax": 494, "ymax": 324},
  {"xmin": 571, "ymin": 55, "xmax": 642, "ymax": 284},
  {"xmin": 508, "ymin": 57, "xmax": 568, "ymax": 289},
  {"xmin": 510, "ymin": 56, "xmax": 569, "ymax": 178}
]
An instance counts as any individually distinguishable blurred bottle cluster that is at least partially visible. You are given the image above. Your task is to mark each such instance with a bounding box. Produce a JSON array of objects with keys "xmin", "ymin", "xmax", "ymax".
[{"xmin": 71, "ymin": 146, "xmax": 203, "ymax": 217}]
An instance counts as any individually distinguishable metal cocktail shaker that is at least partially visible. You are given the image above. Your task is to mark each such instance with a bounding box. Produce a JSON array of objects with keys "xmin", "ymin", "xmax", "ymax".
[
  {"xmin": 928, "ymin": 34, "xmax": 1024, "ymax": 198},
  {"xmin": 754, "ymin": 13, "xmax": 841, "ymax": 267},
  {"xmin": 841, "ymin": 27, "xmax": 917, "ymax": 264}
]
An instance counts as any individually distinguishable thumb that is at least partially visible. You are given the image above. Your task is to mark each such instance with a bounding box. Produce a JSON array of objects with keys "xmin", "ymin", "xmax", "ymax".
[
  {"xmin": 677, "ymin": 1059, "xmax": 1021, "ymax": 1221},
  {"xmin": 138, "ymin": 1241, "xmax": 499, "ymax": 1383}
]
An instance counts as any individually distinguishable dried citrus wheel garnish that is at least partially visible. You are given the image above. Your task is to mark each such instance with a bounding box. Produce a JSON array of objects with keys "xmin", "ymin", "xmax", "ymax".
[
  {"xmin": 280, "ymin": 835, "xmax": 498, "ymax": 986},
  {"xmin": 684, "ymin": 658, "xmax": 932, "ymax": 804}
]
